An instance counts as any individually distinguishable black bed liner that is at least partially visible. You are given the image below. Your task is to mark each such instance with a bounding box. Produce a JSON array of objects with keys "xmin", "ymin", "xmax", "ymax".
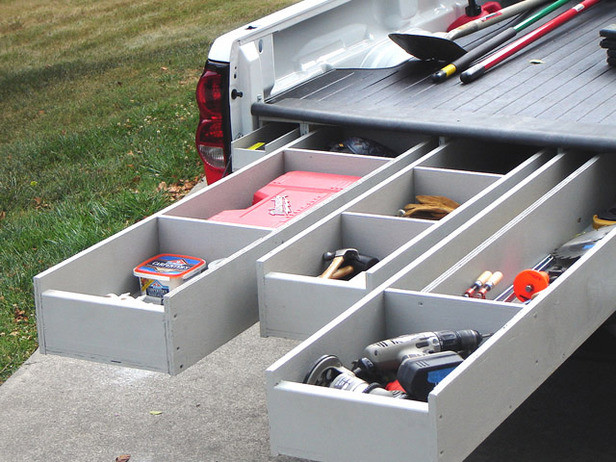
[{"xmin": 253, "ymin": 1, "xmax": 616, "ymax": 151}]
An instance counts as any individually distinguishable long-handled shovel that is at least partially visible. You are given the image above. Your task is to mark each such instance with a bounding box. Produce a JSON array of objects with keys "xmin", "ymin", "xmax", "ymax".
[
  {"xmin": 431, "ymin": 0, "xmax": 572, "ymax": 82},
  {"xmin": 460, "ymin": 0, "xmax": 602, "ymax": 83},
  {"xmin": 389, "ymin": 0, "xmax": 551, "ymax": 62}
]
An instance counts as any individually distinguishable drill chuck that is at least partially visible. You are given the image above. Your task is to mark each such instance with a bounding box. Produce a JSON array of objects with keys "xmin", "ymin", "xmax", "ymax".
[{"xmin": 436, "ymin": 329, "xmax": 484, "ymax": 353}]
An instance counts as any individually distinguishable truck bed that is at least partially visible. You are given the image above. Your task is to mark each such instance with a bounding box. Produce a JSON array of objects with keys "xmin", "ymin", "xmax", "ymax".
[{"xmin": 254, "ymin": 1, "xmax": 616, "ymax": 151}]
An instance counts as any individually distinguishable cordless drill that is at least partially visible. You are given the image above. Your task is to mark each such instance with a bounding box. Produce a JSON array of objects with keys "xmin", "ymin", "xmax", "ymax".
[{"xmin": 361, "ymin": 329, "xmax": 489, "ymax": 372}]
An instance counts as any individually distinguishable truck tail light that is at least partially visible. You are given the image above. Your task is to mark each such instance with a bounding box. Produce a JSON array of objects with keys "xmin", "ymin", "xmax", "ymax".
[{"xmin": 195, "ymin": 61, "xmax": 231, "ymax": 184}]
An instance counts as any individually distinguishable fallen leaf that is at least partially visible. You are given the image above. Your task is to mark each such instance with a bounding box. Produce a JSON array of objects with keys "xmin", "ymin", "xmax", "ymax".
[
  {"xmin": 115, "ymin": 455, "xmax": 131, "ymax": 462},
  {"xmin": 0, "ymin": 211, "xmax": 6, "ymax": 220},
  {"xmin": 149, "ymin": 410, "xmax": 163, "ymax": 415},
  {"xmin": 14, "ymin": 307, "xmax": 28, "ymax": 323}
]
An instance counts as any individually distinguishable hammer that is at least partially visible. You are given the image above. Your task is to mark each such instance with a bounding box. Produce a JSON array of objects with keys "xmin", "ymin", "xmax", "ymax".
[
  {"xmin": 331, "ymin": 254, "xmax": 379, "ymax": 280},
  {"xmin": 319, "ymin": 248, "xmax": 359, "ymax": 279}
]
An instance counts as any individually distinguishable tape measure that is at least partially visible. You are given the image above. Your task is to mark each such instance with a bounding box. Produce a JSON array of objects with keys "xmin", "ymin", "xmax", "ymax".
[{"xmin": 513, "ymin": 269, "xmax": 550, "ymax": 302}]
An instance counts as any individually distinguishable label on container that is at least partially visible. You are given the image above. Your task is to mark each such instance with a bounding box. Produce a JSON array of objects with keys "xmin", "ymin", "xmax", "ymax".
[
  {"xmin": 142, "ymin": 279, "xmax": 170, "ymax": 298},
  {"xmin": 134, "ymin": 254, "xmax": 206, "ymax": 279}
]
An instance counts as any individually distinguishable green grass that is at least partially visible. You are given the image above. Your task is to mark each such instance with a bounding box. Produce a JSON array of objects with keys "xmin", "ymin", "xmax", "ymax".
[{"xmin": 0, "ymin": 0, "xmax": 297, "ymax": 383}]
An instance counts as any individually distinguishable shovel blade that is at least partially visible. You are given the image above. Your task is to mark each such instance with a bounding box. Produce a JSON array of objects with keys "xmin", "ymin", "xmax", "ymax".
[{"xmin": 389, "ymin": 33, "xmax": 467, "ymax": 61}]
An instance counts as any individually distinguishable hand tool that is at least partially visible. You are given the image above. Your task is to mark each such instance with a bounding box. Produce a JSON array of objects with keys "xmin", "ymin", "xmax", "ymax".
[
  {"xmin": 496, "ymin": 225, "xmax": 616, "ymax": 302},
  {"xmin": 460, "ymin": 0, "xmax": 602, "ymax": 83},
  {"xmin": 432, "ymin": 0, "xmax": 572, "ymax": 82},
  {"xmin": 361, "ymin": 329, "xmax": 489, "ymax": 372},
  {"xmin": 330, "ymin": 254, "xmax": 379, "ymax": 280},
  {"xmin": 463, "ymin": 270, "xmax": 494, "ymax": 297},
  {"xmin": 319, "ymin": 248, "xmax": 359, "ymax": 279},
  {"xmin": 303, "ymin": 355, "xmax": 407, "ymax": 398},
  {"xmin": 513, "ymin": 268, "xmax": 551, "ymax": 301},
  {"xmin": 389, "ymin": 0, "xmax": 551, "ymax": 62},
  {"xmin": 397, "ymin": 351, "xmax": 464, "ymax": 401},
  {"xmin": 475, "ymin": 271, "xmax": 503, "ymax": 299}
]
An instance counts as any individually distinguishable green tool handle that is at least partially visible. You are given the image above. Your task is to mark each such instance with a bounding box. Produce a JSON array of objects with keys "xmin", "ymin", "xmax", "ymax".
[
  {"xmin": 433, "ymin": 0, "xmax": 573, "ymax": 82},
  {"xmin": 513, "ymin": 0, "xmax": 573, "ymax": 31}
]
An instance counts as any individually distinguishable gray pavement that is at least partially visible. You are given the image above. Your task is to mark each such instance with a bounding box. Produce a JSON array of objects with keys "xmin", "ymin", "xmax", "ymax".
[
  {"xmin": 1, "ymin": 322, "xmax": 615, "ymax": 462},
  {"xmin": 0, "ymin": 324, "xmax": 303, "ymax": 462}
]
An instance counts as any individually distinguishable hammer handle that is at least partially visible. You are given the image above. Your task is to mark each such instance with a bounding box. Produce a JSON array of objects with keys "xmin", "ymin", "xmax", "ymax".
[
  {"xmin": 331, "ymin": 265, "xmax": 356, "ymax": 280},
  {"xmin": 319, "ymin": 256, "xmax": 345, "ymax": 279}
]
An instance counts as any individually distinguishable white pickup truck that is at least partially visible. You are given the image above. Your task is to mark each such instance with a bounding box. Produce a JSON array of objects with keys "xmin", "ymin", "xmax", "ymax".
[
  {"xmin": 35, "ymin": 1, "xmax": 616, "ymax": 461},
  {"xmin": 194, "ymin": 0, "xmax": 615, "ymax": 183}
]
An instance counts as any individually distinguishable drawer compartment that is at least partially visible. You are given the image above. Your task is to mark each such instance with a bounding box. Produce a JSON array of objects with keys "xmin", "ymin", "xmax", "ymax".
[
  {"xmin": 35, "ymin": 216, "xmax": 269, "ymax": 373},
  {"xmin": 421, "ymin": 155, "xmax": 616, "ymax": 302},
  {"xmin": 35, "ymin": 140, "xmax": 436, "ymax": 374},
  {"xmin": 266, "ymin": 289, "xmax": 519, "ymax": 462},
  {"xmin": 231, "ymin": 122, "xmax": 300, "ymax": 171},
  {"xmin": 267, "ymin": 154, "xmax": 616, "ymax": 462},
  {"xmin": 258, "ymin": 144, "xmax": 573, "ymax": 340},
  {"xmin": 267, "ymin": 224, "xmax": 616, "ymax": 461},
  {"xmin": 286, "ymin": 125, "xmax": 428, "ymax": 157}
]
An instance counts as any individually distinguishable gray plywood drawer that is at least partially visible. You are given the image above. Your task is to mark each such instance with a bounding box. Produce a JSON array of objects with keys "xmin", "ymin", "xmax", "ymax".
[
  {"xmin": 34, "ymin": 142, "xmax": 436, "ymax": 374},
  {"xmin": 231, "ymin": 122, "xmax": 300, "ymax": 171},
  {"xmin": 258, "ymin": 143, "xmax": 585, "ymax": 340},
  {"xmin": 286, "ymin": 125, "xmax": 428, "ymax": 156},
  {"xmin": 266, "ymin": 154, "xmax": 616, "ymax": 461}
]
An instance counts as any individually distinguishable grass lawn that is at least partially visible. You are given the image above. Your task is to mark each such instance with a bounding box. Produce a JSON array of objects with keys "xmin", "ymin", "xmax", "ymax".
[{"xmin": 0, "ymin": 0, "xmax": 296, "ymax": 383}]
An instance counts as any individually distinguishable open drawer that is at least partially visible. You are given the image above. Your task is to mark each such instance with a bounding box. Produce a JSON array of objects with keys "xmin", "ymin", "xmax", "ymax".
[
  {"xmin": 266, "ymin": 154, "xmax": 616, "ymax": 462},
  {"xmin": 34, "ymin": 141, "xmax": 436, "ymax": 374},
  {"xmin": 420, "ymin": 154, "xmax": 616, "ymax": 303},
  {"xmin": 232, "ymin": 123, "xmax": 429, "ymax": 172},
  {"xmin": 231, "ymin": 122, "xmax": 300, "ymax": 171},
  {"xmin": 284, "ymin": 124, "xmax": 426, "ymax": 157},
  {"xmin": 258, "ymin": 142, "xmax": 586, "ymax": 340}
]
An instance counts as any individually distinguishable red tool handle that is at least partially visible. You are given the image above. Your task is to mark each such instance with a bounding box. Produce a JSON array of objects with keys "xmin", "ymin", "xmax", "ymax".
[{"xmin": 461, "ymin": 0, "xmax": 602, "ymax": 83}]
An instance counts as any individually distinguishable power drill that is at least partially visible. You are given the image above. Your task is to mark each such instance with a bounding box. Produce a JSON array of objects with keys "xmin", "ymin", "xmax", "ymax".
[{"xmin": 361, "ymin": 329, "xmax": 489, "ymax": 372}]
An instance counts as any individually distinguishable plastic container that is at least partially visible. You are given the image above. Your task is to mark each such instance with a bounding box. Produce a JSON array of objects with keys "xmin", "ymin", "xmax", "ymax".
[
  {"xmin": 208, "ymin": 171, "xmax": 361, "ymax": 228},
  {"xmin": 133, "ymin": 254, "xmax": 206, "ymax": 304}
]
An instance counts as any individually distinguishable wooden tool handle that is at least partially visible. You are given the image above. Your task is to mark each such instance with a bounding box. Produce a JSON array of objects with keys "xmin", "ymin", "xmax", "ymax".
[
  {"xmin": 319, "ymin": 256, "xmax": 344, "ymax": 279},
  {"xmin": 331, "ymin": 265, "xmax": 355, "ymax": 280}
]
